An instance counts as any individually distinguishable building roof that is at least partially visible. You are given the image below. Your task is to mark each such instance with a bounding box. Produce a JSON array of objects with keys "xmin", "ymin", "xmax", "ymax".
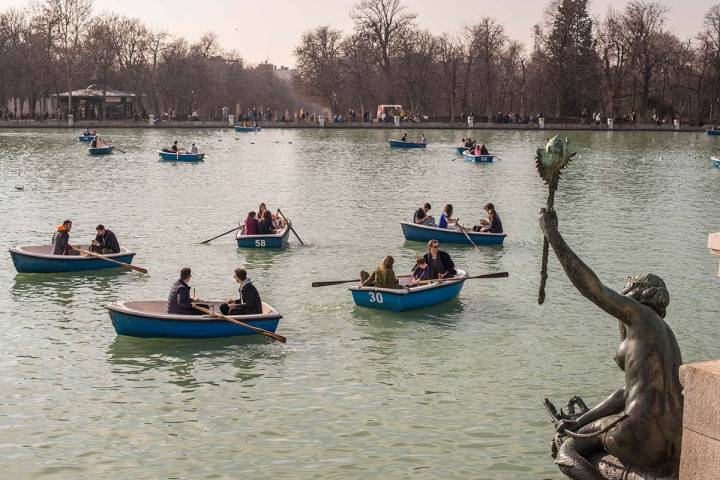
[{"xmin": 53, "ymin": 85, "xmax": 135, "ymax": 98}]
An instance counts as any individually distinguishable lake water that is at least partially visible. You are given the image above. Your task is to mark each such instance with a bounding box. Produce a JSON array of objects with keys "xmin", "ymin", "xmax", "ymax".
[{"xmin": 0, "ymin": 128, "xmax": 719, "ymax": 479}]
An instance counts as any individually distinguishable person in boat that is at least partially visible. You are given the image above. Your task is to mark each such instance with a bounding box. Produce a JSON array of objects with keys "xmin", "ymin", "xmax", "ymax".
[
  {"xmin": 423, "ymin": 240, "xmax": 457, "ymax": 279},
  {"xmin": 52, "ymin": 219, "xmax": 75, "ymax": 256},
  {"xmin": 418, "ymin": 133, "xmax": 427, "ymax": 143},
  {"xmin": 410, "ymin": 257, "xmax": 432, "ymax": 284},
  {"xmin": 91, "ymin": 129, "xmax": 97, "ymax": 135},
  {"xmin": 244, "ymin": 211, "xmax": 259, "ymax": 235},
  {"xmin": 91, "ymin": 137, "xmax": 98, "ymax": 148},
  {"xmin": 479, "ymin": 144, "xmax": 489, "ymax": 155},
  {"xmin": 360, "ymin": 255, "xmax": 402, "ymax": 289},
  {"xmin": 220, "ymin": 268, "xmax": 263, "ymax": 315},
  {"xmin": 190, "ymin": 143, "xmax": 199, "ymax": 154},
  {"xmin": 413, "ymin": 202, "xmax": 435, "ymax": 226},
  {"xmin": 458, "ymin": 138, "xmax": 466, "ymax": 147},
  {"xmin": 401, "ymin": 133, "xmax": 408, "ymax": 142},
  {"xmin": 438, "ymin": 204, "xmax": 458, "ymax": 229},
  {"xmin": 464, "ymin": 138, "xmax": 474, "ymax": 149},
  {"xmin": 90, "ymin": 224, "xmax": 120, "ymax": 254},
  {"xmin": 167, "ymin": 267, "xmax": 198, "ymax": 315},
  {"xmin": 473, "ymin": 202, "xmax": 503, "ymax": 233},
  {"xmin": 82, "ymin": 128, "xmax": 90, "ymax": 136},
  {"xmin": 258, "ymin": 210, "xmax": 275, "ymax": 234},
  {"xmin": 170, "ymin": 141, "xmax": 178, "ymax": 152}
]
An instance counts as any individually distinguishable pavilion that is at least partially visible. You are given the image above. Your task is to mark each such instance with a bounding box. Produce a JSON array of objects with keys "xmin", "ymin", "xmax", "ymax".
[{"xmin": 54, "ymin": 85, "xmax": 137, "ymax": 120}]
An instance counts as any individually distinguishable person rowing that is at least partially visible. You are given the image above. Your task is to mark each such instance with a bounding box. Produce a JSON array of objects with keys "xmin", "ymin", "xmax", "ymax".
[
  {"xmin": 438, "ymin": 204, "xmax": 458, "ymax": 229},
  {"xmin": 257, "ymin": 210, "xmax": 276, "ymax": 234},
  {"xmin": 401, "ymin": 133, "xmax": 408, "ymax": 142},
  {"xmin": 90, "ymin": 224, "xmax": 120, "ymax": 254},
  {"xmin": 423, "ymin": 240, "xmax": 456, "ymax": 279}
]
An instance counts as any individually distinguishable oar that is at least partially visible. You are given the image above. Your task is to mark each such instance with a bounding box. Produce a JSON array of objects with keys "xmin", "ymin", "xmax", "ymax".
[
  {"xmin": 457, "ymin": 222, "xmax": 480, "ymax": 251},
  {"xmin": 414, "ymin": 271, "xmax": 509, "ymax": 285},
  {"xmin": 72, "ymin": 247, "xmax": 147, "ymax": 273},
  {"xmin": 277, "ymin": 208, "xmax": 305, "ymax": 245},
  {"xmin": 192, "ymin": 304, "xmax": 286, "ymax": 343},
  {"xmin": 312, "ymin": 278, "xmax": 360, "ymax": 287},
  {"xmin": 200, "ymin": 225, "xmax": 243, "ymax": 244},
  {"xmin": 115, "ymin": 147, "xmax": 127, "ymax": 153}
]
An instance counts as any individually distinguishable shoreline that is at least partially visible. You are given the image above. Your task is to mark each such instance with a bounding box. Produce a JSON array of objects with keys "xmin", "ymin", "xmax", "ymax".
[{"xmin": 0, "ymin": 119, "xmax": 708, "ymax": 133}]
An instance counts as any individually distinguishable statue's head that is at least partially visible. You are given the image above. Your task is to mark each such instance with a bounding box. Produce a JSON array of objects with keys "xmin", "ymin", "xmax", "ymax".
[{"xmin": 622, "ymin": 273, "xmax": 670, "ymax": 318}]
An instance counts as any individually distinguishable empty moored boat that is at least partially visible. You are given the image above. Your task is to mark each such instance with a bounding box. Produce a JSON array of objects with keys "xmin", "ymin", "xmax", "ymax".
[
  {"xmin": 350, "ymin": 269, "xmax": 467, "ymax": 312},
  {"xmin": 106, "ymin": 301, "xmax": 282, "ymax": 338},
  {"xmin": 89, "ymin": 145, "xmax": 114, "ymax": 155},
  {"xmin": 158, "ymin": 150, "xmax": 205, "ymax": 162},
  {"xmin": 236, "ymin": 226, "xmax": 290, "ymax": 248},
  {"xmin": 389, "ymin": 140, "xmax": 427, "ymax": 148},
  {"xmin": 9, "ymin": 245, "xmax": 135, "ymax": 273},
  {"xmin": 401, "ymin": 221, "xmax": 506, "ymax": 245}
]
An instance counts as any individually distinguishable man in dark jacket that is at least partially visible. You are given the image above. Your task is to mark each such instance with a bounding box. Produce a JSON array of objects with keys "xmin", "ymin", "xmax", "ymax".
[
  {"xmin": 52, "ymin": 219, "xmax": 74, "ymax": 255},
  {"xmin": 91, "ymin": 224, "xmax": 121, "ymax": 253},
  {"xmin": 423, "ymin": 240, "xmax": 457, "ymax": 279},
  {"xmin": 221, "ymin": 268, "xmax": 262, "ymax": 315},
  {"xmin": 167, "ymin": 267, "xmax": 197, "ymax": 315}
]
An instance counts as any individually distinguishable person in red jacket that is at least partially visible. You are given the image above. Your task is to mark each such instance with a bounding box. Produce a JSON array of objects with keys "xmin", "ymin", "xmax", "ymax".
[{"xmin": 244, "ymin": 211, "xmax": 259, "ymax": 235}]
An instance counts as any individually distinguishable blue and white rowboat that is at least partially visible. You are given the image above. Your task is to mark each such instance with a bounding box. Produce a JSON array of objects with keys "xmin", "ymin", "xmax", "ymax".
[
  {"xmin": 79, "ymin": 134, "xmax": 96, "ymax": 142},
  {"xmin": 350, "ymin": 269, "xmax": 467, "ymax": 312},
  {"xmin": 707, "ymin": 129, "xmax": 720, "ymax": 136},
  {"xmin": 463, "ymin": 152, "xmax": 494, "ymax": 163},
  {"xmin": 401, "ymin": 221, "xmax": 506, "ymax": 245},
  {"xmin": 712, "ymin": 156, "xmax": 720, "ymax": 168},
  {"xmin": 158, "ymin": 150, "xmax": 205, "ymax": 162},
  {"xmin": 89, "ymin": 145, "xmax": 114, "ymax": 155},
  {"xmin": 106, "ymin": 300, "xmax": 282, "ymax": 339},
  {"xmin": 234, "ymin": 126, "xmax": 261, "ymax": 132},
  {"xmin": 236, "ymin": 226, "xmax": 290, "ymax": 249},
  {"xmin": 454, "ymin": 146, "xmax": 467, "ymax": 154},
  {"xmin": 389, "ymin": 140, "xmax": 427, "ymax": 149},
  {"xmin": 9, "ymin": 245, "xmax": 136, "ymax": 273}
]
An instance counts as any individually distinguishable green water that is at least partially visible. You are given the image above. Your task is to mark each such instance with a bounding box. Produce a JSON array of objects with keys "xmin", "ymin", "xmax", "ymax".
[{"xmin": 0, "ymin": 128, "xmax": 719, "ymax": 479}]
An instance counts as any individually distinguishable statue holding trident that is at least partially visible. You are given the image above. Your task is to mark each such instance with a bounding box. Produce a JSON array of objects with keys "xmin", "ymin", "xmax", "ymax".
[{"xmin": 537, "ymin": 136, "xmax": 684, "ymax": 480}]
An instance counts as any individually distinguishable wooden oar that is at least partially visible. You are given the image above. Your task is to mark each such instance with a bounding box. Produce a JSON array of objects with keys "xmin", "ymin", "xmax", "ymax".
[
  {"xmin": 277, "ymin": 208, "xmax": 305, "ymax": 245},
  {"xmin": 192, "ymin": 304, "xmax": 286, "ymax": 343},
  {"xmin": 72, "ymin": 247, "xmax": 147, "ymax": 273},
  {"xmin": 414, "ymin": 271, "xmax": 509, "ymax": 285},
  {"xmin": 115, "ymin": 147, "xmax": 127, "ymax": 153},
  {"xmin": 200, "ymin": 225, "xmax": 243, "ymax": 244},
  {"xmin": 457, "ymin": 222, "xmax": 480, "ymax": 251},
  {"xmin": 312, "ymin": 278, "xmax": 360, "ymax": 287}
]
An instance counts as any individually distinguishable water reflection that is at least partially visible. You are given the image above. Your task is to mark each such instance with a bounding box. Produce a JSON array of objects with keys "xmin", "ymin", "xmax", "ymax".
[{"xmin": 11, "ymin": 269, "xmax": 133, "ymax": 306}]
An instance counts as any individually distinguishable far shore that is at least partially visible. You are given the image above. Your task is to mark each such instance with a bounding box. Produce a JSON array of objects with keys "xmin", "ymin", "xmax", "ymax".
[{"xmin": 0, "ymin": 119, "xmax": 710, "ymax": 133}]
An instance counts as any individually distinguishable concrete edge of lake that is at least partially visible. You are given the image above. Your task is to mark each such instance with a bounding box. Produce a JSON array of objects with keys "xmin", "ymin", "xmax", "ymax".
[{"xmin": 0, "ymin": 120, "xmax": 710, "ymax": 133}]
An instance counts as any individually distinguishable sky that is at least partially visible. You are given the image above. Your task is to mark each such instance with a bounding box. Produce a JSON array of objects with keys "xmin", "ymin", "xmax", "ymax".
[{"xmin": 1, "ymin": 0, "xmax": 715, "ymax": 66}]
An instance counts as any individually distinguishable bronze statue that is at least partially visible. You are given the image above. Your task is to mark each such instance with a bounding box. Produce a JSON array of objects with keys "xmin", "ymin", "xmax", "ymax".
[{"xmin": 539, "ymin": 208, "xmax": 683, "ymax": 480}]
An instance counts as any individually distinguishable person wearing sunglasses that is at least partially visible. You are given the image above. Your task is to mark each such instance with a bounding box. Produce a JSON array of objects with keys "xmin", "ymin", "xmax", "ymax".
[{"xmin": 423, "ymin": 240, "xmax": 456, "ymax": 279}]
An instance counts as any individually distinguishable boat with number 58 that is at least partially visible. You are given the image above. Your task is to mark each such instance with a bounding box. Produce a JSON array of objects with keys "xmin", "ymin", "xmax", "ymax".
[
  {"xmin": 350, "ymin": 269, "xmax": 468, "ymax": 312},
  {"xmin": 236, "ymin": 226, "xmax": 290, "ymax": 248}
]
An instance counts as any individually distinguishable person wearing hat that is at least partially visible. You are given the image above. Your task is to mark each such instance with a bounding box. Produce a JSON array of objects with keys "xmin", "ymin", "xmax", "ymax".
[
  {"xmin": 52, "ymin": 219, "xmax": 75, "ymax": 255},
  {"xmin": 91, "ymin": 224, "xmax": 120, "ymax": 254}
]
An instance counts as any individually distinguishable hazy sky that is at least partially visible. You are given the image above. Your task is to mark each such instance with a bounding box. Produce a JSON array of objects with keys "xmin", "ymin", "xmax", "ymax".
[{"xmin": 1, "ymin": 0, "xmax": 715, "ymax": 66}]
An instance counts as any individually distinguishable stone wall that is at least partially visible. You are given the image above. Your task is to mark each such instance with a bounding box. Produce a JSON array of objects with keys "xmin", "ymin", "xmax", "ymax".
[{"xmin": 680, "ymin": 360, "xmax": 720, "ymax": 479}]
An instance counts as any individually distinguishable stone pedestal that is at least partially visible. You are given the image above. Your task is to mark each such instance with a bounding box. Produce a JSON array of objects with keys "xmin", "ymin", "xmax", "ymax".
[
  {"xmin": 679, "ymin": 360, "xmax": 720, "ymax": 479},
  {"xmin": 674, "ymin": 119, "xmax": 681, "ymax": 130},
  {"xmin": 67, "ymin": 114, "xmax": 74, "ymax": 127},
  {"xmin": 607, "ymin": 118, "xmax": 614, "ymax": 129},
  {"xmin": 394, "ymin": 115, "xmax": 400, "ymax": 127},
  {"xmin": 228, "ymin": 114, "xmax": 234, "ymax": 126},
  {"xmin": 148, "ymin": 114, "xmax": 155, "ymax": 126},
  {"xmin": 318, "ymin": 115, "xmax": 325, "ymax": 127},
  {"xmin": 467, "ymin": 116, "xmax": 474, "ymax": 128},
  {"xmin": 538, "ymin": 117, "xmax": 545, "ymax": 129}
]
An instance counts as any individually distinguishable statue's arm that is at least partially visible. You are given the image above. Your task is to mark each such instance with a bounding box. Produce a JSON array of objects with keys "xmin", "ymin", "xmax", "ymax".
[
  {"xmin": 540, "ymin": 210, "xmax": 640, "ymax": 325},
  {"xmin": 566, "ymin": 388, "xmax": 626, "ymax": 431}
]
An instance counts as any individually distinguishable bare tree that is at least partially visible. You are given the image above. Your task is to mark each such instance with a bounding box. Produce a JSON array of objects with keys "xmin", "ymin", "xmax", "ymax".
[{"xmin": 294, "ymin": 26, "xmax": 344, "ymax": 114}]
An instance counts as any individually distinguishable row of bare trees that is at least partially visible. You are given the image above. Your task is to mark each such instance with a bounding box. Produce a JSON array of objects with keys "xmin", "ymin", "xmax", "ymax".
[
  {"xmin": 295, "ymin": 0, "xmax": 720, "ymax": 124},
  {"xmin": 0, "ymin": 0, "xmax": 304, "ymax": 120}
]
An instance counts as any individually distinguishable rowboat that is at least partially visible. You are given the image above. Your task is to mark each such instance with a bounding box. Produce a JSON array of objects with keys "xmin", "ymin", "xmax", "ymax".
[
  {"xmin": 401, "ymin": 221, "xmax": 506, "ymax": 245},
  {"xmin": 236, "ymin": 226, "xmax": 290, "ymax": 248},
  {"xmin": 350, "ymin": 269, "xmax": 467, "ymax": 312},
  {"xmin": 9, "ymin": 245, "xmax": 135, "ymax": 273},
  {"xmin": 706, "ymin": 129, "xmax": 720, "ymax": 136},
  {"xmin": 234, "ymin": 125, "xmax": 261, "ymax": 132},
  {"xmin": 712, "ymin": 156, "xmax": 720, "ymax": 168},
  {"xmin": 158, "ymin": 150, "xmax": 205, "ymax": 162},
  {"xmin": 89, "ymin": 145, "xmax": 114, "ymax": 155},
  {"xmin": 454, "ymin": 146, "xmax": 467, "ymax": 154},
  {"xmin": 79, "ymin": 134, "xmax": 96, "ymax": 142},
  {"xmin": 463, "ymin": 152, "xmax": 494, "ymax": 163},
  {"xmin": 106, "ymin": 300, "xmax": 282, "ymax": 339},
  {"xmin": 389, "ymin": 140, "xmax": 427, "ymax": 149}
]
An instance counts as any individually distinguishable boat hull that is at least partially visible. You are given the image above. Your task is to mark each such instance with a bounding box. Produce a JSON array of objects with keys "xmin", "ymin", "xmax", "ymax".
[
  {"xmin": 236, "ymin": 227, "xmax": 290, "ymax": 248},
  {"xmin": 464, "ymin": 153, "xmax": 494, "ymax": 163},
  {"xmin": 158, "ymin": 151, "xmax": 205, "ymax": 162},
  {"xmin": 350, "ymin": 272, "xmax": 466, "ymax": 312},
  {"xmin": 401, "ymin": 221, "xmax": 505, "ymax": 245},
  {"xmin": 455, "ymin": 147, "xmax": 467, "ymax": 154},
  {"xmin": 89, "ymin": 146, "xmax": 114, "ymax": 155},
  {"xmin": 79, "ymin": 135, "xmax": 96, "ymax": 142},
  {"xmin": 707, "ymin": 130, "xmax": 720, "ymax": 136},
  {"xmin": 9, "ymin": 246, "xmax": 135, "ymax": 273},
  {"xmin": 712, "ymin": 156, "xmax": 720, "ymax": 168},
  {"xmin": 106, "ymin": 301, "xmax": 281, "ymax": 339},
  {"xmin": 389, "ymin": 140, "xmax": 426, "ymax": 148},
  {"xmin": 234, "ymin": 126, "xmax": 261, "ymax": 132}
]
